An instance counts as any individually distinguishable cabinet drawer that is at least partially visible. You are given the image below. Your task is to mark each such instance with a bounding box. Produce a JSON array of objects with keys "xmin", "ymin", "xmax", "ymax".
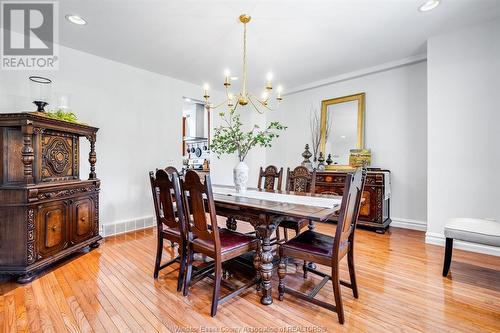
[
  {"xmin": 71, "ymin": 197, "xmax": 94, "ymax": 243},
  {"xmin": 37, "ymin": 202, "xmax": 69, "ymax": 257}
]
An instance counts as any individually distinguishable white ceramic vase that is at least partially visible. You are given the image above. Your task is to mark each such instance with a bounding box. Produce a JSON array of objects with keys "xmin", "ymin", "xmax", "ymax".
[{"xmin": 233, "ymin": 161, "xmax": 249, "ymax": 193}]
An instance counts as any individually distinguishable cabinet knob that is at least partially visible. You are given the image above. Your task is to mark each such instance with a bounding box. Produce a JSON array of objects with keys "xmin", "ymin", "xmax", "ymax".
[
  {"xmin": 80, "ymin": 217, "xmax": 86, "ymax": 222},
  {"xmin": 51, "ymin": 226, "xmax": 57, "ymax": 232}
]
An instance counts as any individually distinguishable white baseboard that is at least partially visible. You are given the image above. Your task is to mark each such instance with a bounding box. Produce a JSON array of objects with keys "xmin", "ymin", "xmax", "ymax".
[
  {"xmin": 391, "ymin": 217, "xmax": 427, "ymax": 231},
  {"xmin": 426, "ymin": 232, "xmax": 500, "ymax": 257},
  {"xmin": 101, "ymin": 216, "xmax": 156, "ymax": 237},
  {"xmin": 101, "ymin": 216, "xmax": 428, "ymax": 236}
]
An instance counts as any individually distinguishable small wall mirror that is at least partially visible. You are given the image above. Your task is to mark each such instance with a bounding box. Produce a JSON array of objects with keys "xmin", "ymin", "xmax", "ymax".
[{"xmin": 320, "ymin": 93, "xmax": 365, "ymax": 169}]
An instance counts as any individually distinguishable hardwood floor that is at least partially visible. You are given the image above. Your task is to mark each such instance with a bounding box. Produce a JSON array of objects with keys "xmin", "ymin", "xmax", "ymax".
[{"xmin": 1, "ymin": 222, "xmax": 499, "ymax": 332}]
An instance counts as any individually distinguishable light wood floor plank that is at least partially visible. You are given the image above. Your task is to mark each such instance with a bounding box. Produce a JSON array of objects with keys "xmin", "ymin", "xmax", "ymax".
[
  {"xmin": 23, "ymin": 285, "xmax": 41, "ymax": 333},
  {"xmin": 13, "ymin": 286, "xmax": 28, "ymax": 333}
]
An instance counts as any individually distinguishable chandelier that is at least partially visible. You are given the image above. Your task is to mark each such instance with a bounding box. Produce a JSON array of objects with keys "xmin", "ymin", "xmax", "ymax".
[{"xmin": 203, "ymin": 14, "xmax": 283, "ymax": 114}]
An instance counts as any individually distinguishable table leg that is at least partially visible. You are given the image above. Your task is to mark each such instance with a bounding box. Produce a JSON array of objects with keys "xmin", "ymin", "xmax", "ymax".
[
  {"xmin": 253, "ymin": 238, "xmax": 262, "ymax": 291},
  {"xmin": 259, "ymin": 233, "xmax": 274, "ymax": 305}
]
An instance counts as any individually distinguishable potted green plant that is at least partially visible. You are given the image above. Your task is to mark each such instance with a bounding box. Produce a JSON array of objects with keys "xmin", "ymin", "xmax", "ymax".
[{"xmin": 211, "ymin": 109, "xmax": 286, "ymax": 193}]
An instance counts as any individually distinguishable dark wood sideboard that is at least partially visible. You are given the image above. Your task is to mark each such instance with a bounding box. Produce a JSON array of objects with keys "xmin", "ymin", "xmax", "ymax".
[
  {"xmin": 315, "ymin": 170, "xmax": 391, "ymax": 233},
  {"xmin": 0, "ymin": 112, "xmax": 101, "ymax": 283}
]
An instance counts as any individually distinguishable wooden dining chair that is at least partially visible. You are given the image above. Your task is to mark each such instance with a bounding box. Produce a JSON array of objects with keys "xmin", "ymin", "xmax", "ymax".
[
  {"xmin": 149, "ymin": 169, "xmax": 187, "ymax": 291},
  {"xmin": 279, "ymin": 166, "xmax": 318, "ymax": 242},
  {"xmin": 181, "ymin": 170, "xmax": 259, "ymax": 317},
  {"xmin": 257, "ymin": 165, "xmax": 283, "ymax": 191},
  {"xmin": 278, "ymin": 168, "xmax": 366, "ymax": 324}
]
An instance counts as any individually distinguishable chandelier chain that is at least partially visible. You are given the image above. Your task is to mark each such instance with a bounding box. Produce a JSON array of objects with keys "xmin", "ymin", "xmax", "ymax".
[{"xmin": 242, "ymin": 21, "xmax": 247, "ymax": 98}]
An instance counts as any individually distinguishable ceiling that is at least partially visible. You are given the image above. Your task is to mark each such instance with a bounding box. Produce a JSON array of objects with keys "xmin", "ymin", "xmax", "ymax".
[{"xmin": 58, "ymin": 0, "xmax": 500, "ymax": 92}]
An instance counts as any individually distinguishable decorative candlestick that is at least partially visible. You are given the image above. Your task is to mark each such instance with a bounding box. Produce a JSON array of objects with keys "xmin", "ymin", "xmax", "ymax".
[
  {"xmin": 301, "ymin": 144, "xmax": 313, "ymax": 170},
  {"xmin": 326, "ymin": 153, "xmax": 333, "ymax": 165},
  {"xmin": 317, "ymin": 152, "xmax": 326, "ymax": 170}
]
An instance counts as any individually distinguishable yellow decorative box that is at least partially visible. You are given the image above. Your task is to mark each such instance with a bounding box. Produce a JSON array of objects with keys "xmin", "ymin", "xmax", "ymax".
[{"xmin": 349, "ymin": 149, "xmax": 371, "ymax": 167}]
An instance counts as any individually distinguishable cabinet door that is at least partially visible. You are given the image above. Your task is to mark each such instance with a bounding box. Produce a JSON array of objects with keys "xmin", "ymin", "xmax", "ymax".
[
  {"xmin": 71, "ymin": 197, "xmax": 94, "ymax": 244},
  {"xmin": 37, "ymin": 202, "xmax": 69, "ymax": 258}
]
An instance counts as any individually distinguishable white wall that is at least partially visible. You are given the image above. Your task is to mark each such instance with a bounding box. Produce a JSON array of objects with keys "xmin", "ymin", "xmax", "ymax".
[
  {"xmin": 266, "ymin": 62, "xmax": 428, "ymax": 227},
  {"xmin": 426, "ymin": 18, "xmax": 500, "ymax": 254},
  {"xmin": 0, "ymin": 44, "xmax": 204, "ymax": 233}
]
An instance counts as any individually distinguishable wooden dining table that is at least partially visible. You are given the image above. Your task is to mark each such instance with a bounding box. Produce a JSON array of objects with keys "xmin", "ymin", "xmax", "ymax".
[{"xmin": 211, "ymin": 186, "xmax": 342, "ymax": 305}]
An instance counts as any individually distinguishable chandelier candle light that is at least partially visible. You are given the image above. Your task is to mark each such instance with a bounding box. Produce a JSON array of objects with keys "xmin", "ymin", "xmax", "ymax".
[{"xmin": 202, "ymin": 14, "xmax": 283, "ymax": 114}]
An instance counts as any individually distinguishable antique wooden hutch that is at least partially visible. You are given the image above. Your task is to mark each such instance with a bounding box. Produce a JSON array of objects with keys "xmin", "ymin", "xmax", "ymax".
[
  {"xmin": 0, "ymin": 112, "xmax": 101, "ymax": 283},
  {"xmin": 315, "ymin": 170, "xmax": 391, "ymax": 233}
]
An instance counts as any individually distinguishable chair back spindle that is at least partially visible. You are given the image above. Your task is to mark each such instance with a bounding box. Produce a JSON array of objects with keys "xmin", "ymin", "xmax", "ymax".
[
  {"xmin": 258, "ymin": 165, "xmax": 283, "ymax": 191},
  {"xmin": 180, "ymin": 170, "xmax": 221, "ymax": 252},
  {"xmin": 332, "ymin": 169, "xmax": 365, "ymax": 260},
  {"xmin": 149, "ymin": 170, "xmax": 187, "ymax": 237},
  {"xmin": 286, "ymin": 166, "xmax": 316, "ymax": 193}
]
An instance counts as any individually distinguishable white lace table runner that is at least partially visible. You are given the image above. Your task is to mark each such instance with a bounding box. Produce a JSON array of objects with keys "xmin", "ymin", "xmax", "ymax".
[{"xmin": 212, "ymin": 187, "xmax": 341, "ymax": 209}]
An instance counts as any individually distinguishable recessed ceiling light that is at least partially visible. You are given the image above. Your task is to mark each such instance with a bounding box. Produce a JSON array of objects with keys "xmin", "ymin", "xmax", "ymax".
[
  {"xmin": 65, "ymin": 14, "xmax": 87, "ymax": 25},
  {"xmin": 419, "ymin": 0, "xmax": 440, "ymax": 12}
]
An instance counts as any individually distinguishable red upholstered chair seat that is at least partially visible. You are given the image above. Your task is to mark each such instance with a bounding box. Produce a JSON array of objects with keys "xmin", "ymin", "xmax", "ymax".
[
  {"xmin": 281, "ymin": 230, "xmax": 349, "ymax": 264},
  {"xmin": 193, "ymin": 228, "xmax": 258, "ymax": 254},
  {"xmin": 283, "ymin": 230, "xmax": 334, "ymax": 256}
]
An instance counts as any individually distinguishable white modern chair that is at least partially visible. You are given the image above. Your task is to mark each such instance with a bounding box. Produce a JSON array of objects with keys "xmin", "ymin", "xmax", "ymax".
[{"xmin": 443, "ymin": 218, "xmax": 500, "ymax": 276}]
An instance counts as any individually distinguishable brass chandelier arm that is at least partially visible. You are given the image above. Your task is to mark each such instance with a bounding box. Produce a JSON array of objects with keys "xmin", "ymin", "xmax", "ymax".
[
  {"xmin": 247, "ymin": 95, "xmax": 266, "ymax": 114},
  {"xmin": 248, "ymin": 94, "xmax": 275, "ymax": 113},
  {"xmin": 210, "ymin": 99, "xmax": 230, "ymax": 110}
]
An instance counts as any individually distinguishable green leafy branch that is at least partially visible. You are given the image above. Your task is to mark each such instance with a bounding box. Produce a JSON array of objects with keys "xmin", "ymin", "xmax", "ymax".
[{"xmin": 211, "ymin": 109, "xmax": 287, "ymax": 162}]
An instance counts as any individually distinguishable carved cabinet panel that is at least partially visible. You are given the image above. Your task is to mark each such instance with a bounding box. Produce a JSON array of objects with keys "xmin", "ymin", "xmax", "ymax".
[
  {"xmin": 71, "ymin": 197, "xmax": 95, "ymax": 243},
  {"xmin": 37, "ymin": 202, "xmax": 69, "ymax": 257},
  {"xmin": 40, "ymin": 131, "xmax": 79, "ymax": 182}
]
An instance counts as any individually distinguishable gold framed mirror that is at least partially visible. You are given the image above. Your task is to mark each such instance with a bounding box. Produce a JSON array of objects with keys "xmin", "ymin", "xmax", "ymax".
[{"xmin": 320, "ymin": 93, "xmax": 365, "ymax": 170}]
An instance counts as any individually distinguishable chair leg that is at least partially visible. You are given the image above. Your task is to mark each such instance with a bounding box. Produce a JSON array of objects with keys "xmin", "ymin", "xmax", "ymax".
[
  {"xmin": 303, "ymin": 261, "xmax": 308, "ymax": 279},
  {"xmin": 347, "ymin": 245, "xmax": 358, "ymax": 299},
  {"xmin": 153, "ymin": 237, "xmax": 163, "ymax": 279},
  {"xmin": 278, "ymin": 250, "xmax": 287, "ymax": 301},
  {"xmin": 332, "ymin": 266, "xmax": 345, "ymax": 324},
  {"xmin": 443, "ymin": 238, "xmax": 453, "ymax": 277},
  {"xmin": 177, "ymin": 243, "xmax": 187, "ymax": 292},
  {"xmin": 183, "ymin": 246, "xmax": 194, "ymax": 296},
  {"xmin": 210, "ymin": 261, "xmax": 222, "ymax": 317}
]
